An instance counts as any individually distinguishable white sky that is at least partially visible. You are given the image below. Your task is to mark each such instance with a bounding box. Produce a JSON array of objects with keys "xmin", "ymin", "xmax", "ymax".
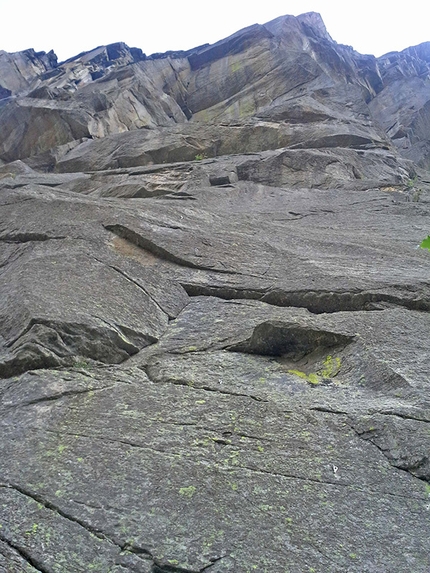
[{"xmin": 1, "ymin": 1, "xmax": 429, "ymax": 62}]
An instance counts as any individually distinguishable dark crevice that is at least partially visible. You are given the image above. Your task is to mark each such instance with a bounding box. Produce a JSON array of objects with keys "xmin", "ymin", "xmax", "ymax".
[
  {"xmin": 89, "ymin": 313, "xmax": 148, "ymax": 353},
  {"xmin": 309, "ymin": 406, "xmax": 348, "ymax": 415},
  {"xmin": 181, "ymin": 283, "xmax": 430, "ymax": 313},
  {"xmin": 152, "ymin": 556, "xmax": 224, "ymax": 573},
  {"xmin": 379, "ymin": 410, "xmax": 430, "ymax": 424},
  {"xmin": 0, "ymin": 532, "xmax": 49, "ymax": 573},
  {"xmin": 121, "ymin": 542, "xmax": 153, "ymax": 559},
  {"xmin": 104, "ymin": 224, "xmax": 239, "ymax": 275},
  {"xmin": 181, "ymin": 283, "xmax": 267, "ymax": 302},
  {"xmin": 347, "ymin": 422, "xmax": 430, "ymax": 485},
  {"xmin": 0, "ymin": 233, "xmax": 66, "ymax": 243},
  {"xmin": 228, "ymin": 321, "xmax": 354, "ymax": 359},
  {"xmin": 200, "ymin": 556, "xmax": 225, "ymax": 572}
]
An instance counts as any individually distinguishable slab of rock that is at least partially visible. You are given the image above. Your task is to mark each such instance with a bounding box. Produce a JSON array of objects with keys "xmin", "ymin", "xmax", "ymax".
[{"xmin": 0, "ymin": 11, "xmax": 430, "ymax": 573}]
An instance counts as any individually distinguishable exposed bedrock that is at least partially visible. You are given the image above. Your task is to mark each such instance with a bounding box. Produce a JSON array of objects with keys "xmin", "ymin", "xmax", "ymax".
[{"xmin": 1, "ymin": 11, "xmax": 430, "ymax": 573}]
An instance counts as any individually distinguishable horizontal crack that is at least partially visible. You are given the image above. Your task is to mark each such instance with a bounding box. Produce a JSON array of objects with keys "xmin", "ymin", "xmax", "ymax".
[
  {"xmin": 309, "ymin": 406, "xmax": 348, "ymax": 415},
  {"xmin": 181, "ymin": 284, "xmax": 430, "ymax": 314},
  {"xmin": 181, "ymin": 282, "xmax": 268, "ymax": 302},
  {"xmin": 311, "ymin": 407, "xmax": 430, "ymax": 425},
  {"xmin": 0, "ymin": 233, "xmax": 66, "ymax": 243}
]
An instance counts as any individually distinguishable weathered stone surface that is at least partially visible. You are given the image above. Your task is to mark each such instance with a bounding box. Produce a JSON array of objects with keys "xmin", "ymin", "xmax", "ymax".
[
  {"xmin": 369, "ymin": 42, "xmax": 430, "ymax": 169},
  {"xmin": 0, "ymin": 11, "xmax": 430, "ymax": 573},
  {"xmin": 0, "ymin": 48, "xmax": 57, "ymax": 97}
]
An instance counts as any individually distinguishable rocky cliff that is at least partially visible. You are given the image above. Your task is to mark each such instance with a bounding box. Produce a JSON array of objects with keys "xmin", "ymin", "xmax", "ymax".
[{"xmin": 0, "ymin": 12, "xmax": 429, "ymax": 573}]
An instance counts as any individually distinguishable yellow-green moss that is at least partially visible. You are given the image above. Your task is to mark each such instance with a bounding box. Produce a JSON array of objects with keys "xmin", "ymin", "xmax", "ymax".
[{"xmin": 179, "ymin": 486, "xmax": 196, "ymax": 498}]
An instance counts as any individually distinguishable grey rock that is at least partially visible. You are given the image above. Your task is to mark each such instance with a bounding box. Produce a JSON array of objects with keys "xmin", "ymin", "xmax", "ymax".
[{"xmin": 0, "ymin": 11, "xmax": 430, "ymax": 573}]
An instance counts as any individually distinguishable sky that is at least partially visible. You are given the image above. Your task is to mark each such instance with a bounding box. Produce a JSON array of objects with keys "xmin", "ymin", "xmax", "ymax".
[{"xmin": 1, "ymin": 1, "xmax": 429, "ymax": 62}]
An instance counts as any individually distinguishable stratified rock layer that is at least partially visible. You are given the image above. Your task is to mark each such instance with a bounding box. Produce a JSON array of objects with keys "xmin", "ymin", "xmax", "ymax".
[{"xmin": 1, "ymin": 12, "xmax": 429, "ymax": 573}]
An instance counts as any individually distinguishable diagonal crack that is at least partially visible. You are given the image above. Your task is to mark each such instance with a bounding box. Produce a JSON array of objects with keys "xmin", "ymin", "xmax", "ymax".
[
  {"xmin": 309, "ymin": 407, "xmax": 430, "ymax": 485},
  {"xmin": 5, "ymin": 384, "xmax": 115, "ymax": 410},
  {"xmin": 344, "ymin": 419, "xmax": 430, "ymax": 486},
  {"xmin": 92, "ymin": 255, "xmax": 172, "ymax": 319},
  {"xmin": 0, "ymin": 481, "xmax": 154, "ymax": 564},
  {"xmin": 104, "ymin": 224, "xmax": 238, "ymax": 275},
  {"xmin": 379, "ymin": 410, "xmax": 430, "ymax": 424},
  {"xmin": 0, "ymin": 482, "xmax": 224, "ymax": 573},
  {"xmin": 143, "ymin": 365, "xmax": 268, "ymax": 403},
  {"xmin": 0, "ymin": 532, "xmax": 49, "ymax": 573},
  {"xmin": 0, "ymin": 481, "xmax": 119, "ymax": 546},
  {"xmin": 200, "ymin": 556, "xmax": 225, "ymax": 572},
  {"xmin": 41, "ymin": 428, "xmax": 180, "ymax": 459},
  {"xmin": 223, "ymin": 463, "xmax": 421, "ymax": 500}
]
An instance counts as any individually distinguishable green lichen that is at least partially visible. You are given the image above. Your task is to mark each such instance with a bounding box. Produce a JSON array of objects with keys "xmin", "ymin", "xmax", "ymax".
[
  {"xmin": 287, "ymin": 369, "xmax": 320, "ymax": 385},
  {"xmin": 307, "ymin": 373, "xmax": 320, "ymax": 385},
  {"xmin": 25, "ymin": 523, "xmax": 39, "ymax": 536},
  {"xmin": 179, "ymin": 486, "xmax": 196, "ymax": 498},
  {"xmin": 321, "ymin": 355, "xmax": 341, "ymax": 378},
  {"xmin": 288, "ymin": 369, "xmax": 308, "ymax": 380},
  {"xmin": 288, "ymin": 355, "xmax": 342, "ymax": 385}
]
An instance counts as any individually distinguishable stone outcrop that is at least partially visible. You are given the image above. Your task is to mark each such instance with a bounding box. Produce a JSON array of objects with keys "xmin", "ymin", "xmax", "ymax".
[{"xmin": 0, "ymin": 12, "xmax": 429, "ymax": 573}]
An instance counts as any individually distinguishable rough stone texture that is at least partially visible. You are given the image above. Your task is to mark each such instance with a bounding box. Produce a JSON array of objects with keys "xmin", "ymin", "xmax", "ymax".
[{"xmin": 0, "ymin": 12, "xmax": 430, "ymax": 573}]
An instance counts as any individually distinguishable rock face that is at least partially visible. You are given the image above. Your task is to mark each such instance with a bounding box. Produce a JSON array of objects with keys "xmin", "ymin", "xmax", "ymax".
[{"xmin": 0, "ymin": 12, "xmax": 429, "ymax": 573}]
